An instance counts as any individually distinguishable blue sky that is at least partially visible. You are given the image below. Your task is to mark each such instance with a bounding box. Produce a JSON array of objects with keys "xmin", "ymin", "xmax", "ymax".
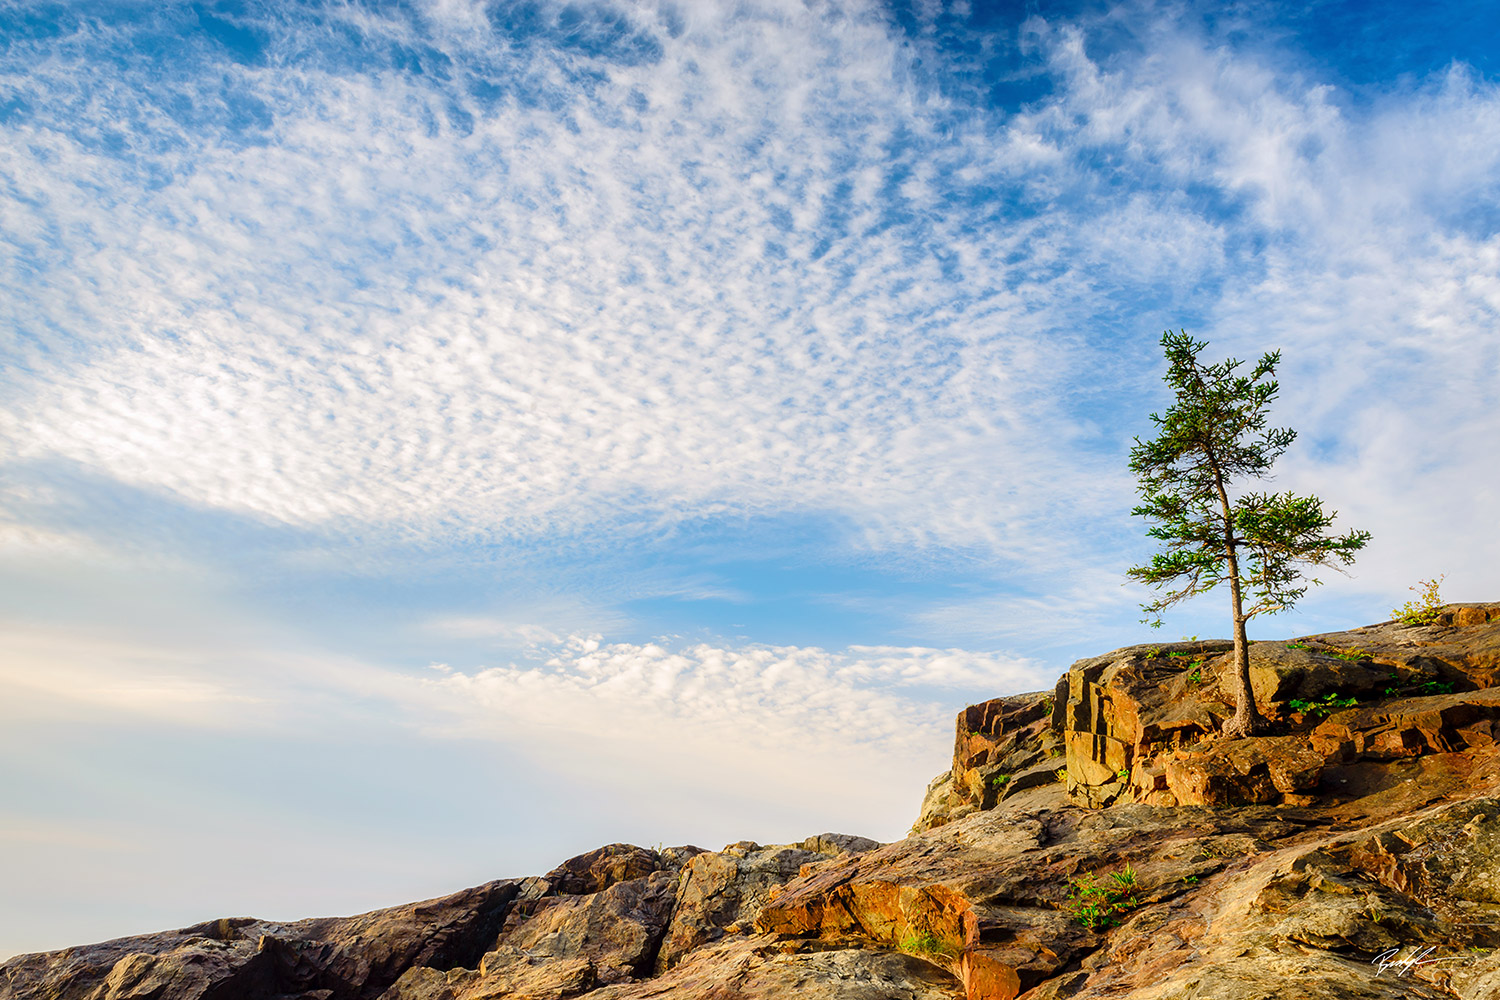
[{"xmin": 3, "ymin": 0, "xmax": 1499, "ymax": 959}]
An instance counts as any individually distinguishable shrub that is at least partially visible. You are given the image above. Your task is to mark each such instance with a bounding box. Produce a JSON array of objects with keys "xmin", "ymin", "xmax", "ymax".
[
  {"xmin": 1393, "ymin": 576, "xmax": 1446, "ymax": 626},
  {"xmin": 1065, "ymin": 865, "xmax": 1143, "ymax": 930},
  {"xmin": 1289, "ymin": 692, "xmax": 1360, "ymax": 717},
  {"xmin": 898, "ymin": 931, "xmax": 957, "ymax": 958}
]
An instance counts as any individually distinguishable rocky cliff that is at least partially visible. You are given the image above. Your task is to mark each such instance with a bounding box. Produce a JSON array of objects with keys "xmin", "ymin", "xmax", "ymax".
[{"xmin": 9, "ymin": 605, "xmax": 1500, "ymax": 1000}]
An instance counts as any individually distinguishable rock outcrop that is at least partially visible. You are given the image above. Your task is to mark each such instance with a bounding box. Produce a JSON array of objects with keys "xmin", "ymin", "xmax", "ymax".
[
  {"xmin": 1032, "ymin": 605, "xmax": 1500, "ymax": 813},
  {"xmin": 9, "ymin": 604, "xmax": 1500, "ymax": 1000},
  {"xmin": 0, "ymin": 880, "xmax": 521, "ymax": 1000}
]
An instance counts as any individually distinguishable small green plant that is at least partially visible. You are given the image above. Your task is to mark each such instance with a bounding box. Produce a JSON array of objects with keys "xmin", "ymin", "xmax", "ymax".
[
  {"xmin": 898, "ymin": 931, "xmax": 957, "ymax": 958},
  {"xmin": 1181, "ymin": 874, "xmax": 1200, "ymax": 885},
  {"xmin": 1325, "ymin": 647, "xmax": 1373, "ymax": 663},
  {"xmin": 1289, "ymin": 691, "xmax": 1360, "ymax": 717},
  {"xmin": 1286, "ymin": 641, "xmax": 1310, "ymax": 650},
  {"xmin": 1116, "ymin": 768, "xmax": 1130, "ymax": 781},
  {"xmin": 990, "ymin": 773, "xmax": 1011, "ymax": 788},
  {"xmin": 1055, "ymin": 767, "xmax": 1069, "ymax": 783},
  {"xmin": 1065, "ymin": 865, "xmax": 1144, "ymax": 930},
  {"xmin": 1385, "ymin": 675, "xmax": 1457, "ymax": 698},
  {"xmin": 1393, "ymin": 576, "xmax": 1446, "ymax": 626}
]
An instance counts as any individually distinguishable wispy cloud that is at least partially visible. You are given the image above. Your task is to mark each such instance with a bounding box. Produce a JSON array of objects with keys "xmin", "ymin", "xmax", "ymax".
[
  {"xmin": 5, "ymin": 3, "xmax": 1492, "ymax": 607},
  {"xmin": 0, "ymin": 0, "xmax": 1120, "ymax": 571},
  {"xmin": 0, "ymin": 612, "xmax": 1044, "ymax": 837}
]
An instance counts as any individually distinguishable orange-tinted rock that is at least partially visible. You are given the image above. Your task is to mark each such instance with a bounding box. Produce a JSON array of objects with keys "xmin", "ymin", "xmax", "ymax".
[
  {"xmin": 1161, "ymin": 737, "xmax": 1324, "ymax": 807},
  {"xmin": 947, "ymin": 693, "xmax": 1061, "ymax": 816},
  {"xmin": 960, "ymin": 950, "xmax": 1022, "ymax": 1000},
  {"xmin": 1299, "ymin": 604, "xmax": 1500, "ymax": 688},
  {"xmin": 913, "ymin": 769, "xmax": 976, "ymax": 833},
  {"xmin": 1309, "ymin": 688, "xmax": 1500, "ymax": 762},
  {"xmin": 585, "ymin": 939, "xmax": 965, "ymax": 1000},
  {"xmin": 1060, "ymin": 642, "xmax": 1231, "ymax": 806}
]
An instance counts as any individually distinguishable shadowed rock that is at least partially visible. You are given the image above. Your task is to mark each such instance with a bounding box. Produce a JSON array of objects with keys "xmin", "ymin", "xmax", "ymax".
[{"xmin": 0, "ymin": 881, "xmax": 521, "ymax": 1000}]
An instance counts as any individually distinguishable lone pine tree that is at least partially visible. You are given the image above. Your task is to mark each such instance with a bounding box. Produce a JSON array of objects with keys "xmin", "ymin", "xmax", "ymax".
[{"xmin": 1127, "ymin": 330, "xmax": 1371, "ymax": 737}]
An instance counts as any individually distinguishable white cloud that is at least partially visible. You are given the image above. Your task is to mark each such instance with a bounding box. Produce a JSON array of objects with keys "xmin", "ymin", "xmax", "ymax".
[
  {"xmin": 0, "ymin": 1, "xmax": 1495, "ymax": 635},
  {"xmin": 0, "ymin": 0, "xmax": 1122, "ymax": 571},
  {"xmin": 427, "ymin": 634, "xmax": 1044, "ymax": 751},
  {"xmin": 0, "ymin": 611, "xmax": 1045, "ymax": 847},
  {"xmin": 419, "ymin": 633, "xmax": 1047, "ymax": 831}
]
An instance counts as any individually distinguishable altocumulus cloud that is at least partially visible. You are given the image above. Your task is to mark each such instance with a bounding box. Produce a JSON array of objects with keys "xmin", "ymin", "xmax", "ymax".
[
  {"xmin": 1, "ymin": 0, "xmax": 1101, "ymax": 557},
  {"xmin": 422, "ymin": 634, "xmax": 1044, "ymax": 825},
  {"xmin": 1, "ymin": 1, "xmax": 1494, "ymax": 603}
]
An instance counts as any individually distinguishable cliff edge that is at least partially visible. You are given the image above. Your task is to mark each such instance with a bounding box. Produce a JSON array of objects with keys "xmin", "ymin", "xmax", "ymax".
[{"xmin": 8, "ymin": 604, "xmax": 1500, "ymax": 1000}]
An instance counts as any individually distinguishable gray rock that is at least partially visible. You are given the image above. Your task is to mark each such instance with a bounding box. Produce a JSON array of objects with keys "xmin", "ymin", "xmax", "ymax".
[{"xmin": 655, "ymin": 845, "xmax": 823, "ymax": 972}]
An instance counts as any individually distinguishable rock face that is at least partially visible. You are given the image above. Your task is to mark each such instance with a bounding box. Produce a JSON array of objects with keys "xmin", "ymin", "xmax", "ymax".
[
  {"xmin": 1046, "ymin": 605, "xmax": 1500, "ymax": 811},
  {"xmin": 0, "ymin": 880, "xmax": 521, "ymax": 1000},
  {"xmin": 10, "ymin": 604, "xmax": 1500, "ymax": 1000}
]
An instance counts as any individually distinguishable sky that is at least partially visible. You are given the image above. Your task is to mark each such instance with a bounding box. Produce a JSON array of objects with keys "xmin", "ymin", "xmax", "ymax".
[{"xmin": 2, "ymin": 0, "xmax": 1498, "ymax": 960}]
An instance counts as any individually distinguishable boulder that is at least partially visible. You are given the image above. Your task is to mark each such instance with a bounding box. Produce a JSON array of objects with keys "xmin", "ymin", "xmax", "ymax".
[
  {"xmin": 800, "ymin": 832, "xmax": 883, "ymax": 856},
  {"xmin": 1159, "ymin": 736, "xmax": 1324, "ymax": 807},
  {"xmin": 493, "ymin": 871, "xmax": 678, "ymax": 984},
  {"xmin": 913, "ymin": 770, "xmax": 976, "ymax": 833},
  {"xmin": 541, "ymin": 845, "xmax": 663, "ymax": 897},
  {"xmin": 1060, "ymin": 642, "xmax": 1232, "ymax": 807},
  {"xmin": 1290, "ymin": 604, "xmax": 1500, "ymax": 689},
  {"xmin": 949, "ymin": 693, "xmax": 1061, "ymax": 814},
  {"xmin": 655, "ymin": 845, "xmax": 824, "ymax": 972},
  {"xmin": 1246, "ymin": 641, "xmax": 1385, "ymax": 710}
]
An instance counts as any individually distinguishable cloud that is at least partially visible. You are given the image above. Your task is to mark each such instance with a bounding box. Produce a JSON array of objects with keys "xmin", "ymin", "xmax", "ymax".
[
  {"xmin": 426, "ymin": 633, "xmax": 1046, "ymax": 755},
  {"xmin": 419, "ymin": 632, "xmax": 1048, "ymax": 830},
  {"xmin": 0, "ymin": 0, "xmax": 1119, "ymax": 574},
  {"xmin": 0, "ymin": 1, "xmax": 1496, "ymax": 625},
  {"xmin": 0, "ymin": 610, "xmax": 1045, "ymax": 844},
  {"xmin": 6, "ymin": 0, "xmax": 1500, "ymax": 962}
]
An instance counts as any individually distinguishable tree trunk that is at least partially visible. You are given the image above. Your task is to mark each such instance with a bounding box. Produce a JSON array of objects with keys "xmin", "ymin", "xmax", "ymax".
[
  {"xmin": 1222, "ymin": 598, "xmax": 1263, "ymax": 737},
  {"xmin": 1211, "ymin": 460, "xmax": 1265, "ymax": 738}
]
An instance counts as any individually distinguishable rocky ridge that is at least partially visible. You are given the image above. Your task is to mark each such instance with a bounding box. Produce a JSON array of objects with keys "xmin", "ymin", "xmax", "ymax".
[{"xmin": 8, "ymin": 605, "xmax": 1500, "ymax": 1000}]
